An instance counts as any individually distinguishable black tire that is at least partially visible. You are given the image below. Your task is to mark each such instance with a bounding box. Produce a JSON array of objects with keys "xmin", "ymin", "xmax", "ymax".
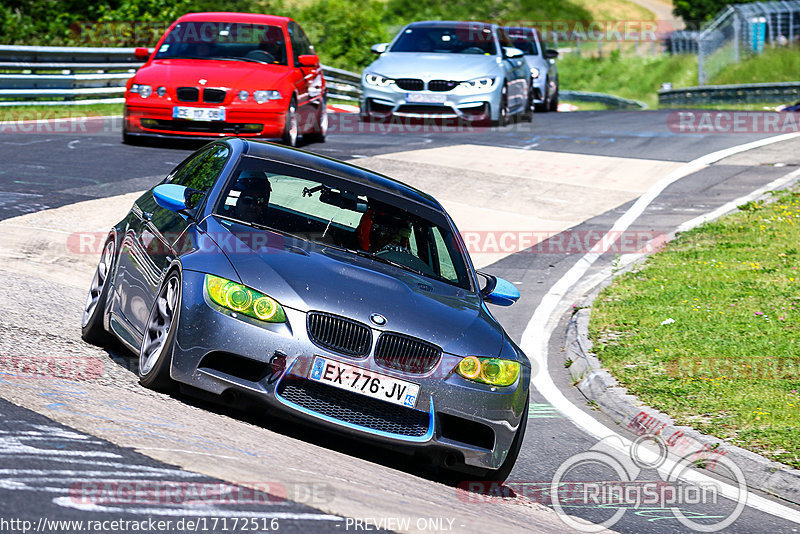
[
  {"xmin": 281, "ymin": 96, "xmax": 298, "ymax": 148},
  {"xmin": 549, "ymin": 87, "xmax": 559, "ymax": 112},
  {"xmin": 138, "ymin": 271, "xmax": 181, "ymax": 392},
  {"xmin": 535, "ymin": 80, "xmax": 550, "ymax": 113},
  {"xmin": 491, "ymin": 85, "xmax": 510, "ymax": 127},
  {"xmin": 304, "ymin": 96, "xmax": 328, "ymax": 143},
  {"xmin": 81, "ymin": 237, "xmax": 116, "ymax": 345},
  {"xmin": 522, "ymin": 89, "xmax": 534, "ymax": 122}
]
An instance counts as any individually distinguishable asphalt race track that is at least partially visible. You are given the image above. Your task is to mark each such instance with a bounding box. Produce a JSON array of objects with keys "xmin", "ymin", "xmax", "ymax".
[{"xmin": 1, "ymin": 110, "xmax": 800, "ymax": 533}]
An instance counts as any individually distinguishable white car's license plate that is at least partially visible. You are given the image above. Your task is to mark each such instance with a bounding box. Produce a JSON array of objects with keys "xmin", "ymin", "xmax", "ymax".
[
  {"xmin": 173, "ymin": 106, "xmax": 225, "ymax": 121},
  {"xmin": 405, "ymin": 93, "xmax": 446, "ymax": 104},
  {"xmin": 308, "ymin": 356, "xmax": 419, "ymax": 409}
]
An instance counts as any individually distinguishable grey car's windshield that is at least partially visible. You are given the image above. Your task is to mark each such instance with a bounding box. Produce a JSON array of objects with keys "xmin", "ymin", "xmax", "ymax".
[
  {"xmin": 154, "ymin": 22, "xmax": 287, "ymax": 65},
  {"xmin": 214, "ymin": 156, "xmax": 473, "ymax": 290},
  {"xmin": 505, "ymin": 33, "xmax": 539, "ymax": 55},
  {"xmin": 390, "ymin": 26, "xmax": 497, "ymax": 55}
]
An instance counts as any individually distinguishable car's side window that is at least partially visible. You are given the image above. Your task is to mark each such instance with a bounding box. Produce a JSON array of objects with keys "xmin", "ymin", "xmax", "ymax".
[
  {"xmin": 167, "ymin": 145, "xmax": 230, "ymax": 207},
  {"xmin": 288, "ymin": 21, "xmax": 313, "ymax": 64}
]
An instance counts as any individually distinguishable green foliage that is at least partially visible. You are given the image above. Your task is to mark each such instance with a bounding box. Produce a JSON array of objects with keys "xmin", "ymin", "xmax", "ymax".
[
  {"xmin": 296, "ymin": 0, "xmax": 389, "ymax": 70},
  {"xmin": 673, "ymin": 0, "xmax": 759, "ymax": 30}
]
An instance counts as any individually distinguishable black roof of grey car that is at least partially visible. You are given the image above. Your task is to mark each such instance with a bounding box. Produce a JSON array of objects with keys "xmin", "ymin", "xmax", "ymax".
[
  {"xmin": 238, "ymin": 138, "xmax": 442, "ymax": 210},
  {"xmin": 407, "ymin": 20, "xmax": 495, "ymax": 30}
]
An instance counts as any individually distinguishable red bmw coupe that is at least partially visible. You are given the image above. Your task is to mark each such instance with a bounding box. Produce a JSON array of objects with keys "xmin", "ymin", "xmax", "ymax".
[{"xmin": 124, "ymin": 12, "xmax": 327, "ymax": 146}]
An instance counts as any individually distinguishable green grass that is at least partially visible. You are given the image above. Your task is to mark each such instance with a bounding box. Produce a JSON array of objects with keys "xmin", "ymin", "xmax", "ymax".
[
  {"xmin": 590, "ymin": 189, "xmax": 800, "ymax": 468},
  {"xmin": 710, "ymin": 45, "xmax": 800, "ymax": 85},
  {"xmin": 559, "ymin": 44, "xmax": 800, "ymax": 109},
  {"xmin": 0, "ymin": 103, "xmax": 123, "ymax": 119},
  {"xmin": 559, "ymin": 52, "xmax": 698, "ymax": 109}
]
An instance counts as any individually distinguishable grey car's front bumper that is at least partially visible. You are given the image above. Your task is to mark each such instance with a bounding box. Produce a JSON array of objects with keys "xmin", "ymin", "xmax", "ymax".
[
  {"xmin": 171, "ymin": 270, "xmax": 529, "ymax": 471},
  {"xmin": 360, "ymin": 82, "xmax": 503, "ymax": 123}
]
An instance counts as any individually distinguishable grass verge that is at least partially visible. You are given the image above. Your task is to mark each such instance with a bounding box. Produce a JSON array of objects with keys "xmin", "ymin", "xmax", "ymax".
[
  {"xmin": 0, "ymin": 103, "xmax": 123, "ymax": 119},
  {"xmin": 590, "ymin": 187, "xmax": 800, "ymax": 468}
]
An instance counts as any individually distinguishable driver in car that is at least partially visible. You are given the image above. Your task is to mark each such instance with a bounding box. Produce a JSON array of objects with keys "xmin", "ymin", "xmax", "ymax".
[{"xmin": 358, "ymin": 209, "xmax": 413, "ymax": 255}]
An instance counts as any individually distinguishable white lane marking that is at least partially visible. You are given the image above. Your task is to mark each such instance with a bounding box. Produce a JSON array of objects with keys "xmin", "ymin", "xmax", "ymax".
[
  {"xmin": 67, "ymin": 139, "xmax": 80, "ymax": 150},
  {"xmin": 521, "ymin": 131, "xmax": 800, "ymax": 523}
]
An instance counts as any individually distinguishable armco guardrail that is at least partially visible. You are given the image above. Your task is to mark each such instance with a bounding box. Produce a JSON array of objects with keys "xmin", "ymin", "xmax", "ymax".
[
  {"xmin": 659, "ymin": 82, "xmax": 800, "ymax": 106},
  {"xmin": 1, "ymin": 44, "xmax": 654, "ymax": 111},
  {"xmin": 0, "ymin": 44, "xmax": 361, "ymax": 106},
  {"xmin": 560, "ymin": 90, "xmax": 647, "ymax": 110}
]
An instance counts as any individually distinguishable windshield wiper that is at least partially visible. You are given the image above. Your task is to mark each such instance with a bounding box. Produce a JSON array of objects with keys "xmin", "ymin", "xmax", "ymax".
[
  {"xmin": 344, "ymin": 247, "xmax": 429, "ymax": 277},
  {"xmin": 209, "ymin": 56, "xmax": 269, "ymax": 64},
  {"xmin": 214, "ymin": 214, "xmax": 306, "ymax": 242}
]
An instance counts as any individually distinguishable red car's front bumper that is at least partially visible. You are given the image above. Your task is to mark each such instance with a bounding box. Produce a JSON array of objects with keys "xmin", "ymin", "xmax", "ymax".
[{"xmin": 125, "ymin": 103, "xmax": 287, "ymax": 139}]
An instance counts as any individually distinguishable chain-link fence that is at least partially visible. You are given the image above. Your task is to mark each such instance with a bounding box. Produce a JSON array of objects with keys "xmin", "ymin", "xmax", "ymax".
[{"xmin": 669, "ymin": 1, "xmax": 800, "ymax": 84}]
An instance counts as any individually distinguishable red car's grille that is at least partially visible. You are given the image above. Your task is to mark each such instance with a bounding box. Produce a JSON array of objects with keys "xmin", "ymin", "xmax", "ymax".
[
  {"xmin": 176, "ymin": 87, "xmax": 199, "ymax": 102},
  {"xmin": 203, "ymin": 88, "xmax": 226, "ymax": 103},
  {"xmin": 139, "ymin": 119, "xmax": 262, "ymax": 134}
]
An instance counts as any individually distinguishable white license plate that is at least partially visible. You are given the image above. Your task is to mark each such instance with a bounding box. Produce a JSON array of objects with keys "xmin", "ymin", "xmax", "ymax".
[
  {"xmin": 405, "ymin": 93, "xmax": 446, "ymax": 104},
  {"xmin": 309, "ymin": 356, "xmax": 419, "ymax": 409},
  {"xmin": 173, "ymin": 106, "xmax": 225, "ymax": 121}
]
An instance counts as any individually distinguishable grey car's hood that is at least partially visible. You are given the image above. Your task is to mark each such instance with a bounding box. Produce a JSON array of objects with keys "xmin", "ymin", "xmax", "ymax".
[
  {"xmin": 208, "ymin": 218, "xmax": 503, "ymax": 357},
  {"xmin": 367, "ymin": 52, "xmax": 502, "ymax": 81}
]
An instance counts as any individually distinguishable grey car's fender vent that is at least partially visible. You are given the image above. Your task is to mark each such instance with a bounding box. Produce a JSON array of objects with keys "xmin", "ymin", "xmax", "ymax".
[
  {"xmin": 277, "ymin": 376, "xmax": 429, "ymax": 437},
  {"xmin": 307, "ymin": 312, "xmax": 372, "ymax": 356},
  {"xmin": 395, "ymin": 78, "xmax": 424, "ymax": 91},
  {"xmin": 374, "ymin": 333, "xmax": 442, "ymax": 374}
]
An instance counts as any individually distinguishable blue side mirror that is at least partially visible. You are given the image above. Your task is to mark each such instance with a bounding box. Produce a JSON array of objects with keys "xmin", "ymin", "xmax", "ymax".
[
  {"xmin": 479, "ymin": 272, "xmax": 520, "ymax": 306},
  {"xmin": 153, "ymin": 184, "xmax": 196, "ymax": 213}
]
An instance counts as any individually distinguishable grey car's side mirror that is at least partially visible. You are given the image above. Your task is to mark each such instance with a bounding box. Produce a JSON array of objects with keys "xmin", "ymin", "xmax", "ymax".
[
  {"xmin": 477, "ymin": 272, "xmax": 521, "ymax": 306},
  {"xmin": 502, "ymin": 47, "xmax": 524, "ymax": 59},
  {"xmin": 544, "ymin": 48, "xmax": 559, "ymax": 59},
  {"xmin": 371, "ymin": 43, "xmax": 389, "ymax": 55},
  {"xmin": 153, "ymin": 184, "xmax": 201, "ymax": 216}
]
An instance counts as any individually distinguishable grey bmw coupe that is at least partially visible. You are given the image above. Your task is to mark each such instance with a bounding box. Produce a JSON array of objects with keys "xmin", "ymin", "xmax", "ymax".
[
  {"xmin": 81, "ymin": 138, "xmax": 530, "ymax": 480},
  {"xmin": 361, "ymin": 21, "xmax": 532, "ymax": 125}
]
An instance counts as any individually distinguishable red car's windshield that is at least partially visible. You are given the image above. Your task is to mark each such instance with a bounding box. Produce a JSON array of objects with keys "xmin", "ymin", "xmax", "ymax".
[{"xmin": 154, "ymin": 21, "xmax": 288, "ymax": 65}]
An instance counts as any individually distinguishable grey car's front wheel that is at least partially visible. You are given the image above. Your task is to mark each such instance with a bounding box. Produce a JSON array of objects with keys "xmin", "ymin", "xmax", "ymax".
[
  {"xmin": 491, "ymin": 85, "xmax": 510, "ymax": 127},
  {"xmin": 81, "ymin": 238, "xmax": 115, "ymax": 345},
  {"xmin": 138, "ymin": 272, "xmax": 181, "ymax": 391}
]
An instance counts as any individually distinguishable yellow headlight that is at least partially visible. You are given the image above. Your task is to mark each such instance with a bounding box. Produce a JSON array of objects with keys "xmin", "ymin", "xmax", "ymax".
[
  {"xmin": 205, "ymin": 274, "xmax": 286, "ymax": 323},
  {"xmin": 455, "ymin": 357, "xmax": 520, "ymax": 387}
]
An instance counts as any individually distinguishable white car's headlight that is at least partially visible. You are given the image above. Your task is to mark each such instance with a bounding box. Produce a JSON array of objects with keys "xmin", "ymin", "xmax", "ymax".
[
  {"xmin": 457, "ymin": 77, "xmax": 497, "ymax": 94},
  {"xmin": 253, "ymin": 90, "xmax": 282, "ymax": 103},
  {"xmin": 364, "ymin": 73, "xmax": 393, "ymax": 87},
  {"xmin": 530, "ymin": 67, "xmax": 540, "ymax": 79},
  {"xmin": 130, "ymin": 84, "xmax": 152, "ymax": 98}
]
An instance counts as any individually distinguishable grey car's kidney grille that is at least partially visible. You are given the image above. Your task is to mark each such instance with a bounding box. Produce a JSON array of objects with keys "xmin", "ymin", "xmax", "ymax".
[
  {"xmin": 395, "ymin": 78, "xmax": 424, "ymax": 91},
  {"xmin": 374, "ymin": 333, "xmax": 441, "ymax": 374},
  {"xmin": 307, "ymin": 312, "xmax": 372, "ymax": 356},
  {"xmin": 428, "ymin": 80, "xmax": 458, "ymax": 92},
  {"xmin": 176, "ymin": 87, "xmax": 199, "ymax": 102},
  {"xmin": 277, "ymin": 376, "xmax": 429, "ymax": 437}
]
